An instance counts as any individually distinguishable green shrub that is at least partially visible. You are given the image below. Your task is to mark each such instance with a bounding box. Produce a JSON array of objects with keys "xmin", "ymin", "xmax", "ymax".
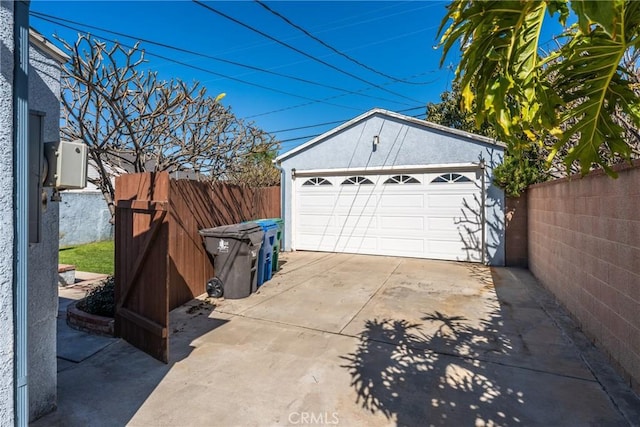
[
  {"xmin": 493, "ymin": 150, "xmax": 549, "ymax": 197},
  {"xmin": 78, "ymin": 276, "xmax": 115, "ymax": 317}
]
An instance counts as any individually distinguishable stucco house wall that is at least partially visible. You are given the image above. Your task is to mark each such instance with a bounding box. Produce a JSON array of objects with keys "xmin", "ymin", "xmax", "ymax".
[
  {"xmin": 277, "ymin": 109, "xmax": 506, "ymax": 265},
  {"xmin": 27, "ymin": 32, "xmax": 68, "ymax": 419},
  {"xmin": 0, "ymin": 4, "xmax": 68, "ymax": 420},
  {"xmin": 0, "ymin": 2, "xmax": 16, "ymax": 424}
]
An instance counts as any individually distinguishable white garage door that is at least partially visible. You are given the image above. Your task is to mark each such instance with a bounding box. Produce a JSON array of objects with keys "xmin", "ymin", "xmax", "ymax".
[{"xmin": 293, "ymin": 170, "xmax": 483, "ymax": 262}]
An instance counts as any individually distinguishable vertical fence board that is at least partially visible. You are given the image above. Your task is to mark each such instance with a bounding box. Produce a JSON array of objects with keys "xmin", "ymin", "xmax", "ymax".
[{"xmin": 168, "ymin": 179, "xmax": 217, "ymax": 309}]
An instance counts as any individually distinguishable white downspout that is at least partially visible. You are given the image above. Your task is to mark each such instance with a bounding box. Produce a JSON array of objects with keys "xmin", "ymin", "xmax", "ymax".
[
  {"xmin": 479, "ymin": 159, "xmax": 487, "ymax": 265},
  {"xmin": 273, "ymin": 160, "xmax": 285, "ymax": 249}
]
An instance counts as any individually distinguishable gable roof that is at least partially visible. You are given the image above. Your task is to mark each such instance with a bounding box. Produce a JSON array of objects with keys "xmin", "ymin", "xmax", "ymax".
[
  {"xmin": 275, "ymin": 108, "xmax": 505, "ymax": 163},
  {"xmin": 29, "ymin": 28, "xmax": 70, "ymax": 64}
]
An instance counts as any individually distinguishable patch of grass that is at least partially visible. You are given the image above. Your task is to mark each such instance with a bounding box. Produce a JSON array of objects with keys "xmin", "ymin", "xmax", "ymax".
[{"xmin": 59, "ymin": 240, "xmax": 114, "ymax": 275}]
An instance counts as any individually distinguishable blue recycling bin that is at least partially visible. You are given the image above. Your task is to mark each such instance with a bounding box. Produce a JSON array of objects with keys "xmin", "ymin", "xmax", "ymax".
[
  {"xmin": 253, "ymin": 218, "xmax": 283, "ymax": 272},
  {"xmin": 253, "ymin": 219, "xmax": 279, "ymax": 287}
]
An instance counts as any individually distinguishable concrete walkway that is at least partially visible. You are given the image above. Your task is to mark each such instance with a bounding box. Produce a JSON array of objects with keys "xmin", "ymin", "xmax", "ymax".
[
  {"xmin": 35, "ymin": 252, "xmax": 640, "ymax": 426},
  {"xmin": 57, "ymin": 272, "xmax": 117, "ymax": 372}
]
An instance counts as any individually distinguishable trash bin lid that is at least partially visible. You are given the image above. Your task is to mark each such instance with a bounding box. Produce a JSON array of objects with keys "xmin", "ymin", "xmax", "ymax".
[
  {"xmin": 256, "ymin": 218, "xmax": 282, "ymax": 225},
  {"xmin": 199, "ymin": 222, "xmax": 264, "ymax": 241},
  {"xmin": 262, "ymin": 217, "xmax": 283, "ymax": 224},
  {"xmin": 253, "ymin": 219, "xmax": 279, "ymax": 231}
]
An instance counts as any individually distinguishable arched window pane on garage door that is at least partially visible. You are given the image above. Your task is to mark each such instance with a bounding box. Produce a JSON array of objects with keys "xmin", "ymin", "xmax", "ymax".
[
  {"xmin": 341, "ymin": 176, "xmax": 374, "ymax": 185},
  {"xmin": 302, "ymin": 177, "xmax": 332, "ymax": 186},
  {"xmin": 383, "ymin": 175, "xmax": 420, "ymax": 184},
  {"xmin": 431, "ymin": 173, "xmax": 472, "ymax": 184}
]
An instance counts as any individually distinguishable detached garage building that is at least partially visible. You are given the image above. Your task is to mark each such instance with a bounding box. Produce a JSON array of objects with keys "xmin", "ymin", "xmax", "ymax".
[{"xmin": 275, "ymin": 109, "xmax": 506, "ymax": 266}]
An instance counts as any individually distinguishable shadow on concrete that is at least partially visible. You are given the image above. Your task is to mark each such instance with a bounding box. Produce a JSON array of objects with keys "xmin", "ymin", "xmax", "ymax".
[
  {"xmin": 340, "ymin": 268, "xmax": 518, "ymax": 425},
  {"xmin": 56, "ymin": 316, "xmax": 117, "ymax": 366},
  {"xmin": 34, "ymin": 298, "xmax": 228, "ymax": 426},
  {"xmin": 340, "ymin": 264, "xmax": 632, "ymax": 425},
  {"xmin": 340, "ymin": 309, "xmax": 523, "ymax": 425}
]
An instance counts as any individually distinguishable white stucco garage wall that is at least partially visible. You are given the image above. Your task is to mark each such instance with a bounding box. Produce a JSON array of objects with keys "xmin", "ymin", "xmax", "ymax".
[{"xmin": 276, "ymin": 109, "xmax": 506, "ymax": 266}]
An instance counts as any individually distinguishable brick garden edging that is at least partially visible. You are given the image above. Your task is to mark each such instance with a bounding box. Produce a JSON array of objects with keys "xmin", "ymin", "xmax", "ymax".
[
  {"xmin": 58, "ymin": 264, "xmax": 76, "ymax": 286},
  {"xmin": 67, "ymin": 299, "xmax": 114, "ymax": 337}
]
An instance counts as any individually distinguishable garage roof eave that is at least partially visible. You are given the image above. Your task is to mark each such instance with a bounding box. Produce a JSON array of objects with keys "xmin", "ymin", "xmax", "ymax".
[
  {"xmin": 29, "ymin": 28, "xmax": 70, "ymax": 64},
  {"xmin": 291, "ymin": 162, "xmax": 482, "ymax": 177},
  {"xmin": 275, "ymin": 108, "xmax": 505, "ymax": 163}
]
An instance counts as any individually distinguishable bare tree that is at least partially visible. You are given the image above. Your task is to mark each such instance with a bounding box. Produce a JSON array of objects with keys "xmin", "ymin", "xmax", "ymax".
[
  {"xmin": 58, "ymin": 34, "xmax": 279, "ymax": 218},
  {"xmin": 225, "ymin": 142, "xmax": 281, "ymax": 187}
]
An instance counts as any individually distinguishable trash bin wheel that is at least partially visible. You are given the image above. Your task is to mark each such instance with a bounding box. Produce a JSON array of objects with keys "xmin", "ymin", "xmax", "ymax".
[{"xmin": 206, "ymin": 277, "xmax": 224, "ymax": 298}]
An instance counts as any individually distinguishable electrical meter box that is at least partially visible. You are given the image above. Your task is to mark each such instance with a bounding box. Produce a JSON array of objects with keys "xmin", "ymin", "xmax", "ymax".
[{"xmin": 43, "ymin": 139, "xmax": 88, "ymax": 190}]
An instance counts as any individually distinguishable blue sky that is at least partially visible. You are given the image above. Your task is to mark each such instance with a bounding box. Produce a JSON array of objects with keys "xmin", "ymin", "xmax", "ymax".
[{"xmin": 30, "ymin": 1, "xmax": 456, "ymax": 153}]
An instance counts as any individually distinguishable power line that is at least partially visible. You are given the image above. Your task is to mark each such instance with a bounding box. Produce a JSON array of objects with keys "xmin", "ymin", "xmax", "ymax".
[
  {"xmin": 309, "ymin": 2, "xmax": 446, "ymax": 39},
  {"xmin": 280, "ymin": 133, "xmax": 322, "ymax": 144},
  {"xmin": 244, "ymin": 68, "xmax": 436, "ymax": 119},
  {"xmin": 192, "ymin": 0, "xmax": 424, "ymax": 105},
  {"xmin": 268, "ymin": 106, "xmax": 425, "ymax": 134},
  {"xmin": 32, "ymin": 9, "xmax": 434, "ymax": 125},
  {"xmin": 245, "ymin": 76, "xmax": 434, "ymax": 119},
  {"xmin": 30, "ymin": 13, "xmax": 366, "ymax": 113},
  {"xmin": 234, "ymin": 3, "xmax": 442, "ymax": 71},
  {"xmin": 185, "ymin": 2, "xmax": 435, "ymax": 61},
  {"xmin": 254, "ymin": 0, "xmax": 429, "ymax": 85},
  {"xmin": 29, "ymin": 10, "xmax": 413, "ymax": 107},
  {"xmin": 270, "ymin": 119, "xmax": 346, "ymax": 135}
]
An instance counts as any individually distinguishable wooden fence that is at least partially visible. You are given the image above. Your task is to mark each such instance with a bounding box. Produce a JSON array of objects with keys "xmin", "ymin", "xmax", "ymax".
[{"xmin": 114, "ymin": 172, "xmax": 280, "ymax": 362}]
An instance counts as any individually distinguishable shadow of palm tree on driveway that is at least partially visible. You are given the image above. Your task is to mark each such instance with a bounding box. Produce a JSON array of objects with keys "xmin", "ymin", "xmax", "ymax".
[{"xmin": 341, "ymin": 310, "xmax": 526, "ymax": 426}]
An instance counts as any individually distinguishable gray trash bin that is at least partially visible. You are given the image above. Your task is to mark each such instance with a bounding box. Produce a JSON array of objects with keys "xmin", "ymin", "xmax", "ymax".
[{"xmin": 199, "ymin": 223, "xmax": 264, "ymax": 299}]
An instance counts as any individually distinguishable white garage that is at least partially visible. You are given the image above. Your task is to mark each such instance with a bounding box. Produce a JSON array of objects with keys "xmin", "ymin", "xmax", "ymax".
[{"xmin": 276, "ymin": 109, "xmax": 506, "ymax": 265}]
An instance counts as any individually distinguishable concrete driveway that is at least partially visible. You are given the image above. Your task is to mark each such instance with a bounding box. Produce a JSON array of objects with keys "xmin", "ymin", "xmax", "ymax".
[{"xmin": 35, "ymin": 252, "xmax": 639, "ymax": 426}]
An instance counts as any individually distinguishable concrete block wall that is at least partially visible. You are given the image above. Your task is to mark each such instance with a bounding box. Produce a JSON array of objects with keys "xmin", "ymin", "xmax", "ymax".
[{"xmin": 528, "ymin": 160, "xmax": 640, "ymax": 391}]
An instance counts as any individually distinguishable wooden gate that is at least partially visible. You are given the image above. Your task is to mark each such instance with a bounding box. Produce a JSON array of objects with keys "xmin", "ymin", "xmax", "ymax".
[
  {"xmin": 115, "ymin": 172, "xmax": 280, "ymax": 362},
  {"xmin": 115, "ymin": 173, "xmax": 171, "ymax": 362}
]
